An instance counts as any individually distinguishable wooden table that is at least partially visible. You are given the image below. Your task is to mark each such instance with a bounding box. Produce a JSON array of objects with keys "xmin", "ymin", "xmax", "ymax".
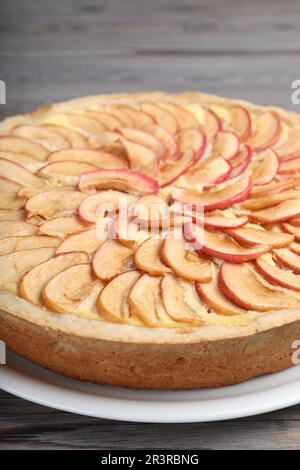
[{"xmin": 1, "ymin": 0, "xmax": 300, "ymax": 450}]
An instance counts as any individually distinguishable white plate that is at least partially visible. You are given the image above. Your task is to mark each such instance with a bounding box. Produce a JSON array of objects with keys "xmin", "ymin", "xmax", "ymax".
[{"xmin": 1, "ymin": 351, "xmax": 300, "ymax": 423}]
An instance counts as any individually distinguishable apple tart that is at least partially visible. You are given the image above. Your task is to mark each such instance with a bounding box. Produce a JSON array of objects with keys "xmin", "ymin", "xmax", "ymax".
[{"xmin": 2, "ymin": 91, "xmax": 300, "ymax": 389}]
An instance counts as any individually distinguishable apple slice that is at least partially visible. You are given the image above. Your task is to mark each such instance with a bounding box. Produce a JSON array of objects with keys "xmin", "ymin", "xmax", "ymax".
[
  {"xmin": 172, "ymin": 176, "xmax": 252, "ymax": 210},
  {"xmin": 229, "ymin": 144, "xmax": 252, "ymax": 178},
  {"xmin": 251, "ymin": 149, "xmax": 279, "ymax": 185},
  {"xmin": 288, "ymin": 217, "xmax": 300, "ymax": 227},
  {"xmin": 48, "ymin": 149, "xmax": 126, "ymax": 169},
  {"xmin": 161, "ymin": 237, "xmax": 212, "ymax": 281},
  {"xmin": 0, "ymin": 136, "xmax": 48, "ymax": 161},
  {"xmin": 179, "ymin": 157, "xmax": 231, "ymax": 188},
  {"xmin": 0, "ymin": 235, "xmax": 60, "ymax": 256},
  {"xmin": 161, "ymin": 275, "xmax": 203, "ymax": 325},
  {"xmin": 198, "ymin": 108, "xmax": 222, "ymax": 141},
  {"xmin": 0, "ymin": 220, "xmax": 37, "ymax": 239},
  {"xmin": 39, "ymin": 161, "xmax": 97, "ymax": 181},
  {"xmin": 160, "ymin": 149, "xmax": 197, "ymax": 187},
  {"xmin": 119, "ymin": 128, "xmax": 165, "ymax": 159},
  {"xmin": 213, "ymin": 131, "xmax": 240, "ymax": 160},
  {"xmin": 43, "ymin": 124, "xmax": 87, "ymax": 148},
  {"xmin": 0, "ymin": 159, "xmax": 45, "ymax": 188},
  {"xmin": 88, "ymin": 130, "xmax": 121, "ymax": 150},
  {"xmin": 128, "ymin": 274, "xmax": 161, "ymax": 327},
  {"xmin": 134, "ymin": 237, "xmax": 171, "ymax": 276},
  {"xmin": 26, "ymin": 190, "xmax": 86, "ymax": 219},
  {"xmin": 225, "ymin": 225, "xmax": 294, "ymax": 248},
  {"xmin": 203, "ymin": 214, "xmax": 248, "ymax": 229},
  {"xmin": 140, "ymin": 101, "xmax": 178, "ymax": 134},
  {"xmin": 255, "ymin": 253, "xmax": 300, "ymax": 291},
  {"xmin": 196, "ymin": 272, "xmax": 245, "ymax": 316},
  {"xmin": 12, "ymin": 125, "xmax": 70, "ymax": 152},
  {"xmin": 0, "ymin": 151, "xmax": 42, "ymax": 169},
  {"xmin": 97, "ymin": 270, "xmax": 141, "ymax": 323},
  {"xmin": 0, "ymin": 209, "xmax": 25, "ymax": 221},
  {"xmin": 250, "ymin": 178, "xmax": 300, "ymax": 199},
  {"xmin": 160, "ymin": 103, "xmax": 199, "ymax": 130},
  {"xmin": 246, "ymin": 112, "xmax": 281, "ymax": 151},
  {"xmin": 281, "ymin": 223, "xmax": 300, "ymax": 242},
  {"xmin": 0, "ymin": 192, "xmax": 24, "ymax": 210},
  {"xmin": 0, "ymin": 176, "xmax": 21, "ymax": 192},
  {"xmin": 111, "ymin": 212, "xmax": 150, "ymax": 248},
  {"xmin": 242, "ymin": 189, "xmax": 300, "ymax": 210},
  {"xmin": 276, "ymin": 127, "xmax": 300, "ymax": 162},
  {"xmin": 79, "ymin": 169, "xmax": 159, "ymax": 195},
  {"xmin": 120, "ymin": 138, "xmax": 159, "ymax": 178},
  {"xmin": 56, "ymin": 228, "xmax": 106, "ymax": 255},
  {"xmin": 142, "ymin": 123, "xmax": 179, "ymax": 161},
  {"xmin": 42, "ymin": 263, "xmax": 99, "ymax": 313},
  {"xmin": 290, "ymin": 242, "xmax": 300, "ymax": 255},
  {"xmin": 177, "ymin": 128, "xmax": 206, "ymax": 158},
  {"xmin": 92, "ymin": 240, "xmax": 133, "ymax": 281},
  {"xmin": 0, "ymin": 247, "xmax": 55, "ymax": 286},
  {"xmin": 18, "ymin": 184, "xmax": 76, "ymax": 200},
  {"xmin": 39, "ymin": 216, "xmax": 89, "ymax": 238},
  {"xmin": 65, "ymin": 113, "xmax": 107, "ymax": 135},
  {"xmin": 219, "ymin": 262, "xmax": 300, "ymax": 311},
  {"xmin": 117, "ymin": 105, "xmax": 154, "ymax": 128},
  {"xmin": 249, "ymin": 200, "xmax": 300, "ymax": 224},
  {"xmin": 86, "ymin": 110, "xmax": 123, "ymax": 130},
  {"xmin": 279, "ymin": 157, "xmax": 300, "ymax": 176},
  {"xmin": 19, "ymin": 251, "xmax": 88, "ymax": 305},
  {"xmin": 79, "ymin": 190, "xmax": 137, "ymax": 223},
  {"xmin": 273, "ymin": 248, "xmax": 300, "ymax": 274},
  {"xmin": 132, "ymin": 194, "xmax": 169, "ymax": 227},
  {"xmin": 228, "ymin": 106, "xmax": 252, "ymax": 141},
  {"xmin": 185, "ymin": 222, "xmax": 269, "ymax": 262}
]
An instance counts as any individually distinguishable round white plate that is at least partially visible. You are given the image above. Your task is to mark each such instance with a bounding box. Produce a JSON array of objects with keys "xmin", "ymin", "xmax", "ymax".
[{"xmin": 1, "ymin": 351, "xmax": 300, "ymax": 423}]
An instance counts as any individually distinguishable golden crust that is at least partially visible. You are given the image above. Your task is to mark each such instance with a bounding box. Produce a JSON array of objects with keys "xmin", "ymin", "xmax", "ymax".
[{"xmin": 1, "ymin": 91, "xmax": 300, "ymax": 389}]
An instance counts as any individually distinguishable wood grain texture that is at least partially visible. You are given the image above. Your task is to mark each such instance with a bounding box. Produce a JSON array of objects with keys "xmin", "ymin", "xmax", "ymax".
[{"xmin": 1, "ymin": 0, "xmax": 300, "ymax": 450}]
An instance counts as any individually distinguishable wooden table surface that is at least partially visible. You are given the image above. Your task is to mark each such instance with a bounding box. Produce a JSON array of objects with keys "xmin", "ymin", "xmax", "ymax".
[{"xmin": 1, "ymin": 0, "xmax": 300, "ymax": 450}]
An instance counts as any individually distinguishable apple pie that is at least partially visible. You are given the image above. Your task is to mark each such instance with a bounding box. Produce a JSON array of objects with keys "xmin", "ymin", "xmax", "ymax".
[{"xmin": 1, "ymin": 91, "xmax": 300, "ymax": 389}]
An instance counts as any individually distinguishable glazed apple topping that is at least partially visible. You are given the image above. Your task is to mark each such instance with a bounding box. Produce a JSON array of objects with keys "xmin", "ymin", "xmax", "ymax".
[{"xmin": 2, "ymin": 95, "xmax": 300, "ymax": 327}]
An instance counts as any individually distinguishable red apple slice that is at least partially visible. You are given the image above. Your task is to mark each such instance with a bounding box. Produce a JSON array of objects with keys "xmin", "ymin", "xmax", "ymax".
[
  {"xmin": 273, "ymin": 248, "xmax": 300, "ymax": 274},
  {"xmin": 79, "ymin": 169, "xmax": 159, "ymax": 195},
  {"xmin": 251, "ymin": 149, "xmax": 279, "ymax": 186},
  {"xmin": 161, "ymin": 237, "xmax": 212, "ymax": 281},
  {"xmin": 199, "ymin": 108, "xmax": 222, "ymax": 141},
  {"xmin": 12, "ymin": 125, "xmax": 70, "ymax": 152},
  {"xmin": 213, "ymin": 131, "xmax": 240, "ymax": 160},
  {"xmin": 172, "ymin": 176, "xmax": 252, "ymax": 210},
  {"xmin": 42, "ymin": 263, "xmax": 99, "ymax": 313},
  {"xmin": 177, "ymin": 128, "xmax": 206, "ymax": 162},
  {"xmin": 0, "ymin": 235, "xmax": 60, "ymax": 256},
  {"xmin": 66, "ymin": 113, "xmax": 107, "ymax": 135},
  {"xmin": 128, "ymin": 273, "xmax": 161, "ymax": 327},
  {"xmin": 0, "ymin": 159, "xmax": 45, "ymax": 188},
  {"xmin": 48, "ymin": 149, "xmax": 126, "ymax": 169},
  {"xmin": 86, "ymin": 110, "xmax": 122, "ymax": 130},
  {"xmin": 26, "ymin": 190, "xmax": 86, "ymax": 219},
  {"xmin": 119, "ymin": 128, "xmax": 165, "ymax": 159},
  {"xmin": 185, "ymin": 222, "xmax": 269, "ymax": 262},
  {"xmin": 92, "ymin": 240, "xmax": 133, "ymax": 281},
  {"xmin": 246, "ymin": 112, "xmax": 282, "ymax": 151},
  {"xmin": 250, "ymin": 178, "xmax": 300, "ymax": 199},
  {"xmin": 120, "ymin": 138, "xmax": 159, "ymax": 178},
  {"xmin": 196, "ymin": 273, "xmax": 246, "ymax": 315},
  {"xmin": 229, "ymin": 106, "xmax": 252, "ymax": 141},
  {"xmin": 117, "ymin": 105, "xmax": 154, "ymax": 128},
  {"xmin": 276, "ymin": 127, "xmax": 300, "ymax": 162},
  {"xmin": 250, "ymin": 200, "xmax": 300, "ymax": 224},
  {"xmin": 134, "ymin": 237, "xmax": 170, "ymax": 276},
  {"xmin": 19, "ymin": 251, "xmax": 89, "ymax": 305},
  {"xmin": 79, "ymin": 190, "xmax": 137, "ymax": 223},
  {"xmin": 290, "ymin": 242, "xmax": 300, "ymax": 255},
  {"xmin": 0, "ymin": 220, "xmax": 37, "ymax": 239},
  {"xmin": 225, "ymin": 225, "xmax": 294, "ymax": 248},
  {"xmin": 102, "ymin": 106, "xmax": 134, "ymax": 127},
  {"xmin": 140, "ymin": 102, "xmax": 178, "ymax": 134},
  {"xmin": 179, "ymin": 157, "xmax": 231, "ymax": 188},
  {"xmin": 160, "ymin": 103, "xmax": 199, "ymax": 130},
  {"xmin": 203, "ymin": 214, "xmax": 248, "ymax": 229},
  {"xmin": 288, "ymin": 217, "xmax": 300, "ymax": 227},
  {"xmin": 281, "ymin": 223, "xmax": 300, "ymax": 241},
  {"xmin": 160, "ymin": 149, "xmax": 197, "ymax": 187},
  {"xmin": 0, "ymin": 176, "xmax": 21, "ymax": 192},
  {"xmin": 0, "ymin": 192, "xmax": 25, "ymax": 210},
  {"xmin": 219, "ymin": 262, "xmax": 300, "ymax": 311},
  {"xmin": 142, "ymin": 123, "xmax": 179, "ymax": 161},
  {"xmin": 132, "ymin": 194, "xmax": 170, "ymax": 228},
  {"xmin": 98, "ymin": 270, "xmax": 141, "ymax": 323},
  {"xmin": 160, "ymin": 274, "xmax": 204, "ymax": 325},
  {"xmin": 43, "ymin": 124, "xmax": 87, "ymax": 148},
  {"xmin": 279, "ymin": 157, "xmax": 300, "ymax": 176},
  {"xmin": 242, "ymin": 189, "xmax": 300, "ymax": 211},
  {"xmin": 39, "ymin": 216, "xmax": 89, "ymax": 238},
  {"xmin": 0, "ymin": 136, "xmax": 48, "ymax": 161},
  {"xmin": 56, "ymin": 228, "xmax": 106, "ymax": 255},
  {"xmin": 229, "ymin": 144, "xmax": 252, "ymax": 178},
  {"xmin": 255, "ymin": 254, "xmax": 300, "ymax": 291},
  {"xmin": 39, "ymin": 161, "xmax": 97, "ymax": 180},
  {"xmin": 0, "ymin": 247, "xmax": 55, "ymax": 286}
]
